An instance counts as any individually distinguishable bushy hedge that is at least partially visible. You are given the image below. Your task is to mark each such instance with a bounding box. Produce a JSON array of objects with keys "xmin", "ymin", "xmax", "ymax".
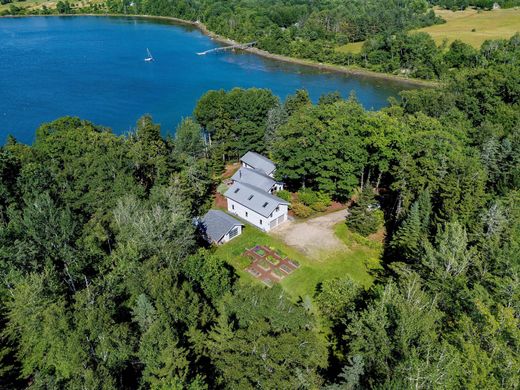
[
  {"xmin": 275, "ymin": 189, "xmax": 292, "ymax": 202},
  {"xmin": 292, "ymin": 202, "xmax": 313, "ymax": 218},
  {"xmin": 297, "ymin": 189, "xmax": 331, "ymax": 211}
]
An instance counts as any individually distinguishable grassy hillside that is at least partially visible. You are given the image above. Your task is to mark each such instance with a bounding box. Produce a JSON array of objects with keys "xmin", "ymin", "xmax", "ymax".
[
  {"xmin": 0, "ymin": 0, "xmax": 98, "ymax": 12},
  {"xmin": 335, "ymin": 41, "xmax": 364, "ymax": 55},
  {"xmin": 418, "ymin": 7, "xmax": 520, "ymax": 47}
]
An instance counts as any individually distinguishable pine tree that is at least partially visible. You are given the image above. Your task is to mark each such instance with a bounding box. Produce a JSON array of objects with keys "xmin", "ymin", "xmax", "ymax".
[
  {"xmin": 391, "ymin": 190, "xmax": 432, "ymax": 261},
  {"xmin": 346, "ymin": 186, "xmax": 382, "ymax": 236}
]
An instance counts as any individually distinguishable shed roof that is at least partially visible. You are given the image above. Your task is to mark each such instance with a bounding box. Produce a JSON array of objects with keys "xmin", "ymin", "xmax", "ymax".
[
  {"xmin": 224, "ymin": 182, "xmax": 289, "ymax": 218},
  {"xmin": 200, "ymin": 210, "xmax": 243, "ymax": 243},
  {"xmin": 231, "ymin": 167, "xmax": 276, "ymax": 192},
  {"xmin": 240, "ymin": 151, "xmax": 276, "ymax": 175}
]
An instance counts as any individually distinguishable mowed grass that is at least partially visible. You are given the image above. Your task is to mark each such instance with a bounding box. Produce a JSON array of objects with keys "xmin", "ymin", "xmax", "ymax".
[
  {"xmin": 417, "ymin": 8, "xmax": 520, "ymax": 48},
  {"xmin": 214, "ymin": 221, "xmax": 382, "ymax": 301}
]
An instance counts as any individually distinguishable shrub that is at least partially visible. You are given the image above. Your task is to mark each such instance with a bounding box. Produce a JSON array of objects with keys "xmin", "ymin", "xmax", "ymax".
[
  {"xmin": 276, "ymin": 189, "xmax": 292, "ymax": 202},
  {"xmin": 311, "ymin": 201, "xmax": 328, "ymax": 212},
  {"xmin": 298, "ymin": 189, "xmax": 332, "ymax": 211},
  {"xmin": 297, "ymin": 189, "xmax": 318, "ymax": 206},
  {"xmin": 292, "ymin": 202, "xmax": 313, "ymax": 218}
]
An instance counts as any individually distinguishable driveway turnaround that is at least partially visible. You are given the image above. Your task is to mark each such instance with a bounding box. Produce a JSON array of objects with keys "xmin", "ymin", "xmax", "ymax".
[{"xmin": 271, "ymin": 209, "xmax": 349, "ymax": 258}]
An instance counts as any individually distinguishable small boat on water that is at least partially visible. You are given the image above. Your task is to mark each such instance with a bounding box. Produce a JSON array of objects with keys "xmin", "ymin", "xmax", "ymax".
[{"xmin": 144, "ymin": 48, "xmax": 154, "ymax": 62}]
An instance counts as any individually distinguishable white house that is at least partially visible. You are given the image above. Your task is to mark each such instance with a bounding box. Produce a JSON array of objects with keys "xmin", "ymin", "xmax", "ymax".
[
  {"xmin": 224, "ymin": 152, "xmax": 289, "ymax": 231},
  {"xmin": 199, "ymin": 210, "xmax": 244, "ymax": 245},
  {"xmin": 240, "ymin": 151, "xmax": 276, "ymax": 177},
  {"xmin": 225, "ymin": 182, "xmax": 289, "ymax": 231}
]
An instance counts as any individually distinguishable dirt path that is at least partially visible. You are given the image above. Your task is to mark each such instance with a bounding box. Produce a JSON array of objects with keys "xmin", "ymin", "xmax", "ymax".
[{"xmin": 271, "ymin": 209, "xmax": 349, "ymax": 259}]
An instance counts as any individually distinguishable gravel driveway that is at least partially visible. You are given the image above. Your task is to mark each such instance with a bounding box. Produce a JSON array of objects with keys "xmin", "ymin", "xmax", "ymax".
[{"xmin": 271, "ymin": 209, "xmax": 349, "ymax": 258}]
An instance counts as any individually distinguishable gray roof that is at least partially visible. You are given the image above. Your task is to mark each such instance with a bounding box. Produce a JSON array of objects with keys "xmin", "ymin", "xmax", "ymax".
[
  {"xmin": 231, "ymin": 167, "xmax": 276, "ymax": 192},
  {"xmin": 224, "ymin": 181, "xmax": 289, "ymax": 218},
  {"xmin": 240, "ymin": 151, "xmax": 276, "ymax": 175},
  {"xmin": 200, "ymin": 210, "xmax": 243, "ymax": 243}
]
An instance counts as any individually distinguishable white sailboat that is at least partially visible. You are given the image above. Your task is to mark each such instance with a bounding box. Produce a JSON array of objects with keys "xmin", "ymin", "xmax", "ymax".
[{"xmin": 144, "ymin": 48, "xmax": 154, "ymax": 62}]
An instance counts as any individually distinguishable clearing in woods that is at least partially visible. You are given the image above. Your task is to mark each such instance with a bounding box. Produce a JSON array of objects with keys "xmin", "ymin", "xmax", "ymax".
[
  {"xmin": 335, "ymin": 7, "xmax": 520, "ymax": 53},
  {"xmin": 214, "ymin": 209, "xmax": 383, "ymax": 300},
  {"xmin": 417, "ymin": 8, "xmax": 520, "ymax": 48}
]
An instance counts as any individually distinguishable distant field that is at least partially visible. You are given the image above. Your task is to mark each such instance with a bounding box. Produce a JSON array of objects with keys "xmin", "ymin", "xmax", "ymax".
[
  {"xmin": 0, "ymin": 0, "xmax": 52, "ymax": 12},
  {"xmin": 335, "ymin": 41, "xmax": 364, "ymax": 55},
  {"xmin": 418, "ymin": 8, "xmax": 520, "ymax": 47},
  {"xmin": 0, "ymin": 0, "xmax": 99, "ymax": 12}
]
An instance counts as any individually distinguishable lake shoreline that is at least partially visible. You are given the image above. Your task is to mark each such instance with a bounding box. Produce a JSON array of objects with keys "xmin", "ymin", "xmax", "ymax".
[{"xmin": 0, "ymin": 13, "xmax": 438, "ymax": 88}]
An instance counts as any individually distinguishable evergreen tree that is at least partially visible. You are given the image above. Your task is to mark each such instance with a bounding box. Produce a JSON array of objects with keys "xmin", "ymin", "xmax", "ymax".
[
  {"xmin": 391, "ymin": 190, "xmax": 432, "ymax": 261},
  {"xmin": 346, "ymin": 186, "xmax": 383, "ymax": 236}
]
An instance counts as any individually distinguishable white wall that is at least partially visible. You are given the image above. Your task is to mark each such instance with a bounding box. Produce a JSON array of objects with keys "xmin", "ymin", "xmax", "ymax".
[
  {"xmin": 227, "ymin": 199, "xmax": 287, "ymax": 232},
  {"xmin": 219, "ymin": 225, "xmax": 243, "ymax": 244}
]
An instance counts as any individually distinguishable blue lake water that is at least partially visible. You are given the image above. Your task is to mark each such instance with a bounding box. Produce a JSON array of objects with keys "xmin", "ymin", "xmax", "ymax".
[{"xmin": 0, "ymin": 16, "xmax": 413, "ymax": 144}]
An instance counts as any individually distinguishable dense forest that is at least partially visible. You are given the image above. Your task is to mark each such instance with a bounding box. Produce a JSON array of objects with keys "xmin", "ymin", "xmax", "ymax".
[
  {"xmin": 4, "ymin": 0, "xmax": 519, "ymax": 81},
  {"xmin": 0, "ymin": 17, "xmax": 519, "ymax": 385}
]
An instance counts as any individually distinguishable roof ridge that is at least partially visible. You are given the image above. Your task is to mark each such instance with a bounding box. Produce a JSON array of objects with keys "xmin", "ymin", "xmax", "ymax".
[
  {"xmin": 234, "ymin": 181, "xmax": 289, "ymax": 204},
  {"xmin": 248, "ymin": 151, "xmax": 274, "ymax": 164}
]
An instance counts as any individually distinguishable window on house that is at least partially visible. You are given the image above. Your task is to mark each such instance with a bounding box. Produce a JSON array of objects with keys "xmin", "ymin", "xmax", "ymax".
[
  {"xmin": 234, "ymin": 188, "xmax": 240, "ymax": 193},
  {"xmin": 245, "ymin": 212, "xmax": 248, "ymax": 217},
  {"xmin": 248, "ymin": 195, "xmax": 254, "ymax": 200},
  {"xmin": 262, "ymin": 202, "xmax": 269, "ymax": 208},
  {"xmin": 229, "ymin": 228, "xmax": 239, "ymax": 239},
  {"xmin": 275, "ymin": 206, "xmax": 280, "ymax": 212},
  {"xmin": 260, "ymin": 219, "xmax": 263, "ymax": 225},
  {"xmin": 231, "ymin": 204, "xmax": 235, "ymax": 210}
]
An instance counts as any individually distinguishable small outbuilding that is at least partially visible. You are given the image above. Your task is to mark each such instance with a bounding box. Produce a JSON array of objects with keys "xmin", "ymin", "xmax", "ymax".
[{"xmin": 199, "ymin": 210, "xmax": 244, "ymax": 245}]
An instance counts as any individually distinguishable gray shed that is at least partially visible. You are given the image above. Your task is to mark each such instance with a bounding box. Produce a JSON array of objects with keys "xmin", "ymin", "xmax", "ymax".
[{"xmin": 199, "ymin": 210, "xmax": 244, "ymax": 244}]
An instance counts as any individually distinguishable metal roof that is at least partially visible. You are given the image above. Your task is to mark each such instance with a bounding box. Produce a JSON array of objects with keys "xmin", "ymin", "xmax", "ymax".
[
  {"xmin": 200, "ymin": 210, "xmax": 243, "ymax": 243},
  {"xmin": 240, "ymin": 151, "xmax": 276, "ymax": 175},
  {"xmin": 224, "ymin": 181, "xmax": 289, "ymax": 218},
  {"xmin": 231, "ymin": 167, "xmax": 276, "ymax": 192}
]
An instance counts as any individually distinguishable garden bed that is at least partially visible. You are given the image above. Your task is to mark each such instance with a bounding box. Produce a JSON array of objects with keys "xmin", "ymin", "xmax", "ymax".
[{"xmin": 243, "ymin": 245, "xmax": 299, "ymax": 286}]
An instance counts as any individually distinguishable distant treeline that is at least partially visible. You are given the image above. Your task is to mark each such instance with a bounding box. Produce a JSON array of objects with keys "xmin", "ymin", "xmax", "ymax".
[{"xmin": 431, "ymin": 0, "xmax": 520, "ymax": 10}]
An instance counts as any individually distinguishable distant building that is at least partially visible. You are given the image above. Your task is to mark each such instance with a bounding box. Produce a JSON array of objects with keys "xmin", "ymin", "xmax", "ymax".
[
  {"xmin": 225, "ymin": 152, "xmax": 289, "ymax": 231},
  {"xmin": 240, "ymin": 151, "xmax": 276, "ymax": 177},
  {"xmin": 199, "ymin": 210, "xmax": 244, "ymax": 245},
  {"xmin": 493, "ymin": 2, "xmax": 501, "ymax": 9}
]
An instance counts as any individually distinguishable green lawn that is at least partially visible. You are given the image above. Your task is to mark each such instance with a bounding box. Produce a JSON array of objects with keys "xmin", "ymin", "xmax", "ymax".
[{"xmin": 214, "ymin": 222, "xmax": 382, "ymax": 301}]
